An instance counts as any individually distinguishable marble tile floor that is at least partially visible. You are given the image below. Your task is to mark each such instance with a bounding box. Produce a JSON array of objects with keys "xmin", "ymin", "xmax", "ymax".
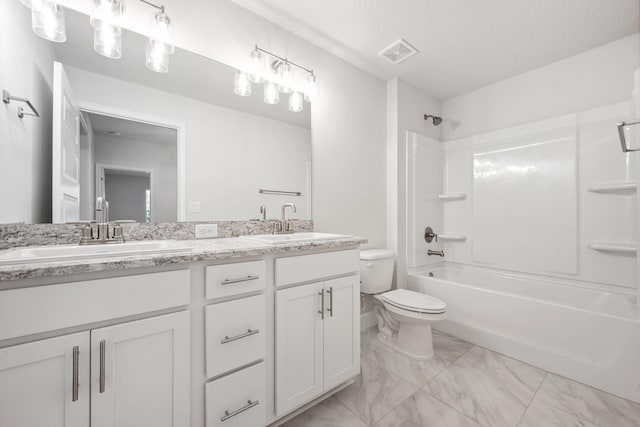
[{"xmin": 283, "ymin": 328, "xmax": 640, "ymax": 427}]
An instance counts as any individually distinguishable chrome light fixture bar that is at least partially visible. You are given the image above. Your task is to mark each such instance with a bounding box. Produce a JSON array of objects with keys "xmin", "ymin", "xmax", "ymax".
[{"xmin": 234, "ymin": 45, "xmax": 318, "ymax": 112}]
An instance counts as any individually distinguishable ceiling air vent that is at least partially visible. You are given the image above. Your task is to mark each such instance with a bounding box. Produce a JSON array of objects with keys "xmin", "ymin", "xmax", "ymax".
[{"xmin": 377, "ymin": 39, "xmax": 418, "ymax": 65}]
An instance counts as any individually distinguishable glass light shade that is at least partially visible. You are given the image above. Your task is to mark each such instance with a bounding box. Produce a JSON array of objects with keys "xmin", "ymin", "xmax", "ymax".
[
  {"xmin": 149, "ymin": 10, "xmax": 175, "ymax": 54},
  {"xmin": 91, "ymin": 0, "xmax": 125, "ymax": 28},
  {"xmin": 304, "ymin": 73, "xmax": 317, "ymax": 102},
  {"xmin": 31, "ymin": 4, "xmax": 66, "ymax": 42},
  {"xmin": 146, "ymin": 39, "xmax": 170, "ymax": 73},
  {"xmin": 93, "ymin": 20, "xmax": 122, "ymax": 59},
  {"xmin": 234, "ymin": 70, "xmax": 252, "ymax": 96},
  {"xmin": 21, "ymin": 0, "xmax": 53, "ymax": 12},
  {"xmin": 248, "ymin": 49, "xmax": 265, "ymax": 83},
  {"xmin": 289, "ymin": 92, "xmax": 304, "ymax": 113},
  {"xmin": 277, "ymin": 61, "xmax": 293, "ymax": 94},
  {"xmin": 264, "ymin": 81, "xmax": 279, "ymax": 105}
]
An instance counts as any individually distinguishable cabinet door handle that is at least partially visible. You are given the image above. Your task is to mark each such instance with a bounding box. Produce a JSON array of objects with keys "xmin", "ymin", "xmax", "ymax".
[
  {"xmin": 221, "ymin": 329, "xmax": 260, "ymax": 344},
  {"xmin": 72, "ymin": 346, "xmax": 79, "ymax": 402},
  {"xmin": 221, "ymin": 400, "xmax": 259, "ymax": 422},
  {"xmin": 327, "ymin": 286, "xmax": 334, "ymax": 317},
  {"xmin": 220, "ymin": 275, "xmax": 259, "ymax": 286},
  {"xmin": 99, "ymin": 340, "xmax": 106, "ymax": 393},
  {"xmin": 318, "ymin": 290, "xmax": 325, "ymax": 320}
]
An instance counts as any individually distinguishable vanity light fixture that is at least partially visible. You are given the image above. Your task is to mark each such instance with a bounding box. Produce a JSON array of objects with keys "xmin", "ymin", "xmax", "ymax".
[
  {"xmin": 235, "ymin": 45, "xmax": 317, "ymax": 111},
  {"xmin": 91, "ymin": 0, "xmax": 125, "ymax": 59},
  {"xmin": 20, "ymin": 0, "xmax": 66, "ymax": 42},
  {"xmin": 142, "ymin": 0, "xmax": 175, "ymax": 73}
]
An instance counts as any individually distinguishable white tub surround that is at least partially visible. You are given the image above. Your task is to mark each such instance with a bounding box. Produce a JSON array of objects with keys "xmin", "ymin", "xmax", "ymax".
[
  {"xmin": 408, "ymin": 265, "xmax": 640, "ymax": 403},
  {"xmin": 0, "ymin": 235, "xmax": 363, "ymax": 427}
]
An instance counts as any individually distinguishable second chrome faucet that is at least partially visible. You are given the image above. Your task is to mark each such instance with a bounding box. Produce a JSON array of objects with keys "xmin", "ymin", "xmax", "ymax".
[{"xmin": 274, "ymin": 203, "xmax": 296, "ymax": 234}]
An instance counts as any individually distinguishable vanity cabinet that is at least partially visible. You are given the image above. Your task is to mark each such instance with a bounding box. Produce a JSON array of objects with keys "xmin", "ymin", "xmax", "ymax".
[
  {"xmin": 0, "ymin": 270, "xmax": 191, "ymax": 427},
  {"xmin": 0, "ymin": 332, "xmax": 90, "ymax": 427},
  {"xmin": 274, "ymin": 250, "xmax": 360, "ymax": 416}
]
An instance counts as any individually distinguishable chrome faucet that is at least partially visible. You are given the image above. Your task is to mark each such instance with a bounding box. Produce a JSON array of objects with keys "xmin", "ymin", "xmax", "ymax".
[
  {"xmin": 274, "ymin": 203, "xmax": 296, "ymax": 234},
  {"xmin": 428, "ymin": 250, "xmax": 445, "ymax": 257},
  {"xmin": 79, "ymin": 196, "xmax": 125, "ymax": 245}
]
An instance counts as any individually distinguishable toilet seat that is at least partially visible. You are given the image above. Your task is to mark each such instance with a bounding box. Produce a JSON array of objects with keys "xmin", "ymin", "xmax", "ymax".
[{"xmin": 381, "ymin": 289, "xmax": 446, "ymax": 314}]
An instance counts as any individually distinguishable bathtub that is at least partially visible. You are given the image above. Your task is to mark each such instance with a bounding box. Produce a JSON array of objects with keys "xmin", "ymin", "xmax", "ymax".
[{"xmin": 407, "ymin": 265, "xmax": 640, "ymax": 403}]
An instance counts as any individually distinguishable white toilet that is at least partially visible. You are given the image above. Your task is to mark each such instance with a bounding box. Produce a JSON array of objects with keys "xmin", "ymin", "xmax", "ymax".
[{"xmin": 360, "ymin": 249, "xmax": 447, "ymax": 360}]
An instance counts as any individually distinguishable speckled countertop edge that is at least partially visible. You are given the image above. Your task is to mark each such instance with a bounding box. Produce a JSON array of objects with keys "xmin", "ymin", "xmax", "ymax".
[{"xmin": 0, "ymin": 236, "xmax": 367, "ymax": 282}]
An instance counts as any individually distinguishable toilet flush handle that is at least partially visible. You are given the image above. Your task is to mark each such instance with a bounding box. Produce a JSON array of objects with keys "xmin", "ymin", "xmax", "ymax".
[{"xmin": 364, "ymin": 262, "xmax": 375, "ymax": 267}]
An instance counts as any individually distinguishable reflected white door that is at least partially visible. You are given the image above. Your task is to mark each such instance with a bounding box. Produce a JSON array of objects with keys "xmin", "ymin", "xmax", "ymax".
[
  {"xmin": 52, "ymin": 61, "xmax": 81, "ymax": 223},
  {"xmin": 0, "ymin": 332, "xmax": 90, "ymax": 427}
]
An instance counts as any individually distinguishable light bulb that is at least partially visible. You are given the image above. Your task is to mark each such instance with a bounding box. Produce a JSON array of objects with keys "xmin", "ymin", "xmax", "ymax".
[
  {"xmin": 93, "ymin": 21, "xmax": 122, "ymax": 58},
  {"xmin": 91, "ymin": 0, "xmax": 125, "ymax": 28},
  {"xmin": 277, "ymin": 61, "xmax": 293, "ymax": 94},
  {"xmin": 248, "ymin": 49, "xmax": 266, "ymax": 83},
  {"xmin": 30, "ymin": 1, "xmax": 66, "ymax": 42},
  {"xmin": 304, "ymin": 73, "xmax": 317, "ymax": 102},
  {"xmin": 21, "ymin": 0, "xmax": 48, "ymax": 12},
  {"xmin": 234, "ymin": 70, "xmax": 252, "ymax": 96},
  {"xmin": 289, "ymin": 92, "xmax": 304, "ymax": 113},
  {"xmin": 264, "ymin": 81, "xmax": 279, "ymax": 105},
  {"xmin": 146, "ymin": 39, "xmax": 170, "ymax": 72}
]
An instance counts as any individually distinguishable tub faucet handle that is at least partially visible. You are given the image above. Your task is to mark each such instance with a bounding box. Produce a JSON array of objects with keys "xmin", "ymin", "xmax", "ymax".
[{"xmin": 424, "ymin": 226, "xmax": 438, "ymax": 243}]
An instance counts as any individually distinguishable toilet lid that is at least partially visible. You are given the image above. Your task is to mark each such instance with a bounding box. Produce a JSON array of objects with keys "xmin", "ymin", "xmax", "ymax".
[{"xmin": 382, "ymin": 289, "xmax": 446, "ymax": 314}]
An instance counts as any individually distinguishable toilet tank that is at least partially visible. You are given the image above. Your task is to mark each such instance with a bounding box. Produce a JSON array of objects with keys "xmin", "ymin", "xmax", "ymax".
[{"xmin": 359, "ymin": 249, "xmax": 395, "ymax": 294}]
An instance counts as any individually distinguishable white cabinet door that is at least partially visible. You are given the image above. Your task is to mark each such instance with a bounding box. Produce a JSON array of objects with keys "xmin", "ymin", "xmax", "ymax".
[
  {"xmin": 0, "ymin": 332, "xmax": 90, "ymax": 427},
  {"xmin": 90, "ymin": 311, "xmax": 190, "ymax": 427},
  {"xmin": 275, "ymin": 282, "xmax": 324, "ymax": 416},
  {"xmin": 323, "ymin": 275, "xmax": 360, "ymax": 390}
]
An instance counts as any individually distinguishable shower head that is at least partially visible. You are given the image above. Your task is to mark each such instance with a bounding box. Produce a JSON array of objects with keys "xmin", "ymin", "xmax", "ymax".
[{"xmin": 424, "ymin": 114, "xmax": 443, "ymax": 126}]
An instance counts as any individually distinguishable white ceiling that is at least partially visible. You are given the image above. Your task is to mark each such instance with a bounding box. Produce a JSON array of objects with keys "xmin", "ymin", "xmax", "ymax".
[
  {"xmin": 86, "ymin": 113, "xmax": 178, "ymax": 145},
  {"xmin": 230, "ymin": 0, "xmax": 640, "ymax": 100}
]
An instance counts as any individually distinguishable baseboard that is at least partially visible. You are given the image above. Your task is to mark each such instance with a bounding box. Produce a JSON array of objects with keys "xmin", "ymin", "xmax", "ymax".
[{"xmin": 360, "ymin": 311, "xmax": 376, "ymax": 331}]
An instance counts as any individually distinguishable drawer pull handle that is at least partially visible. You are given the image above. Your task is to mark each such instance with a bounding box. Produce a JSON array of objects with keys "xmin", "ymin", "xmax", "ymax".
[
  {"xmin": 221, "ymin": 329, "xmax": 260, "ymax": 344},
  {"xmin": 221, "ymin": 399, "xmax": 259, "ymax": 422},
  {"xmin": 72, "ymin": 346, "xmax": 80, "ymax": 402},
  {"xmin": 99, "ymin": 340, "xmax": 106, "ymax": 393},
  {"xmin": 220, "ymin": 275, "xmax": 260, "ymax": 286}
]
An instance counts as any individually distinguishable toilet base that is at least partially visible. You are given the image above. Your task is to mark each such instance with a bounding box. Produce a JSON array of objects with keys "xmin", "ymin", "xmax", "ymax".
[{"xmin": 376, "ymin": 324, "xmax": 435, "ymax": 360}]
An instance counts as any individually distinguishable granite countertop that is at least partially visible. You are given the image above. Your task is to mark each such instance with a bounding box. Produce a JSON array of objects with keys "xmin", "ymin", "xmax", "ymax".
[{"xmin": 0, "ymin": 235, "xmax": 367, "ymax": 282}]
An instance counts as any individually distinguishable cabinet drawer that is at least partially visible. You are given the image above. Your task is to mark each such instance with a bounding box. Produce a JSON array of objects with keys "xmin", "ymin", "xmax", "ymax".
[
  {"xmin": 205, "ymin": 362, "xmax": 266, "ymax": 427},
  {"xmin": 205, "ymin": 294, "xmax": 265, "ymax": 378},
  {"xmin": 276, "ymin": 249, "xmax": 359, "ymax": 287},
  {"xmin": 205, "ymin": 260, "xmax": 266, "ymax": 300},
  {"xmin": 0, "ymin": 270, "xmax": 191, "ymax": 341}
]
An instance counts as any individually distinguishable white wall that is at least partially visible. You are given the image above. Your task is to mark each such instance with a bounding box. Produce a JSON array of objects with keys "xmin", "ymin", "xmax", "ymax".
[
  {"xmin": 66, "ymin": 66, "xmax": 311, "ymax": 222},
  {"xmin": 442, "ymin": 34, "xmax": 640, "ymax": 141},
  {"xmin": 387, "ymin": 78, "xmax": 442, "ymax": 288},
  {"xmin": 94, "ymin": 134, "xmax": 177, "ymax": 222},
  {"xmin": 0, "ymin": 0, "xmax": 55, "ymax": 224},
  {"xmin": 59, "ymin": 0, "xmax": 388, "ymax": 247}
]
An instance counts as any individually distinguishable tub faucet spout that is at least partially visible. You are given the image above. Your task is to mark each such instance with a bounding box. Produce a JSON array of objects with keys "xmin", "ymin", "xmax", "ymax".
[{"xmin": 428, "ymin": 250, "xmax": 445, "ymax": 257}]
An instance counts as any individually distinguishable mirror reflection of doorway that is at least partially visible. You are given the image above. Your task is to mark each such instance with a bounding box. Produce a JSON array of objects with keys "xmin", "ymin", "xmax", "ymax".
[
  {"xmin": 83, "ymin": 112, "xmax": 178, "ymax": 223},
  {"xmin": 100, "ymin": 167, "xmax": 151, "ymax": 223}
]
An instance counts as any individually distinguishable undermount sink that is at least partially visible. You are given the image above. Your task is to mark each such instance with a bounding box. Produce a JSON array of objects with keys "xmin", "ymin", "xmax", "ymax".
[
  {"xmin": 0, "ymin": 240, "xmax": 192, "ymax": 266},
  {"xmin": 240, "ymin": 232, "xmax": 351, "ymax": 244}
]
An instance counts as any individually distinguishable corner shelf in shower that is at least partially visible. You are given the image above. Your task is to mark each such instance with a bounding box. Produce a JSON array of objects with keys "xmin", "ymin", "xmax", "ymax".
[
  {"xmin": 586, "ymin": 182, "xmax": 636, "ymax": 195},
  {"xmin": 438, "ymin": 193, "xmax": 467, "ymax": 201},
  {"xmin": 438, "ymin": 234, "xmax": 468, "ymax": 242},
  {"xmin": 588, "ymin": 242, "xmax": 637, "ymax": 255}
]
